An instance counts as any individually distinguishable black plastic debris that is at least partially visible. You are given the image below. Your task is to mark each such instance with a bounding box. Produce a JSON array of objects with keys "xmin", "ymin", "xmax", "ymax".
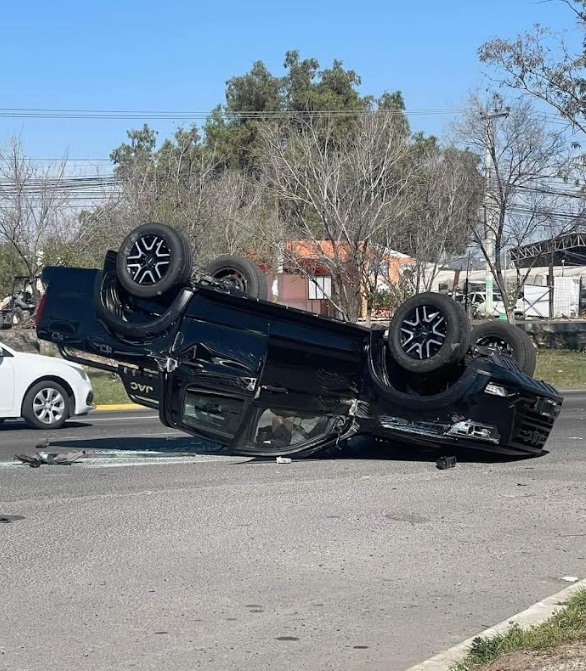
[
  {"xmin": 14, "ymin": 451, "xmax": 85, "ymax": 467},
  {"xmin": 0, "ymin": 515, "xmax": 25, "ymax": 523},
  {"xmin": 435, "ymin": 456, "xmax": 457, "ymax": 470},
  {"xmin": 14, "ymin": 454, "xmax": 42, "ymax": 467}
]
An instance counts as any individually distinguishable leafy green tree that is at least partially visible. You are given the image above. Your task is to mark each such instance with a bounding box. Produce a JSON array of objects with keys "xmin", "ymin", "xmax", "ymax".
[
  {"xmin": 203, "ymin": 50, "xmax": 406, "ymax": 173},
  {"xmin": 204, "ymin": 60, "xmax": 283, "ymax": 172},
  {"xmin": 110, "ymin": 124, "xmax": 158, "ymax": 182}
]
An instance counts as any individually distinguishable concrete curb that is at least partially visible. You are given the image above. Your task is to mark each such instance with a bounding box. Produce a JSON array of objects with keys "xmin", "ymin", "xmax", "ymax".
[
  {"xmin": 403, "ymin": 578, "xmax": 586, "ymax": 671},
  {"xmin": 94, "ymin": 403, "xmax": 143, "ymax": 411}
]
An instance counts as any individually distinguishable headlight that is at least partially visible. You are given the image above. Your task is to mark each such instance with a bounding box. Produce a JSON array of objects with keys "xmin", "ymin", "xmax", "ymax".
[{"xmin": 484, "ymin": 382, "xmax": 509, "ymax": 397}]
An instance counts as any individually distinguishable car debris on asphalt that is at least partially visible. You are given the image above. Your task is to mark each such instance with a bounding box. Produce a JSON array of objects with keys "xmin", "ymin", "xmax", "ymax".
[
  {"xmin": 435, "ymin": 456, "xmax": 457, "ymax": 470},
  {"xmin": 0, "ymin": 515, "xmax": 25, "ymax": 523},
  {"xmin": 14, "ymin": 450, "xmax": 86, "ymax": 467}
]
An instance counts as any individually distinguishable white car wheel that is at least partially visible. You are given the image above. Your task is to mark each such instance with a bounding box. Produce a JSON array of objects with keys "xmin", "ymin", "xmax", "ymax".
[{"xmin": 22, "ymin": 381, "xmax": 70, "ymax": 429}]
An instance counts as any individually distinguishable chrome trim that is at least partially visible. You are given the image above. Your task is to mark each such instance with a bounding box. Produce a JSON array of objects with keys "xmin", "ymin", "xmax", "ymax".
[{"xmin": 445, "ymin": 419, "xmax": 500, "ymax": 444}]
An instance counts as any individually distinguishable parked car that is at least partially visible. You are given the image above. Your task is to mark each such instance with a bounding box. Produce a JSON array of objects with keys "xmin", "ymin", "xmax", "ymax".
[
  {"xmin": 35, "ymin": 222, "xmax": 562, "ymax": 458},
  {"xmin": 0, "ymin": 342, "xmax": 94, "ymax": 428},
  {"xmin": 453, "ymin": 291, "xmax": 525, "ymax": 319}
]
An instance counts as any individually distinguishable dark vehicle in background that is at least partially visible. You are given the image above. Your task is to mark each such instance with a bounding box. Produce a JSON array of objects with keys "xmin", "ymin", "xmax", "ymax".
[{"xmin": 35, "ymin": 223, "xmax": 562, "ymax": 459}]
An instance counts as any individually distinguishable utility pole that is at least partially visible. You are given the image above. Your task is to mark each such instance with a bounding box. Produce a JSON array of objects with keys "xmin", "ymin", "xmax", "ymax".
[{"xmin": 481, "ymin": 106, "xmax": 509, "ymax": 317}]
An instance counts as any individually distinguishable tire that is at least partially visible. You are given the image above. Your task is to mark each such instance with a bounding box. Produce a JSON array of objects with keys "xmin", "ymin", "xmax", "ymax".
[
  {"xmin": 22, "ymin": 380, "xmax": 70, "ymax": 429},
  {"xmin": 94, "ymin": 271, "xmax": 192, "ymax": 340},
  {"xmin": 388, "ymin": 292, "xmax": 471, "ymax": 374},
  {"xmin": 204, "ymin": 255, "xmax": 268, "ymax": 300},
  {"xmin": 116, "ymin": 223, "xmax": 193, "ymax": 298},
  {"xmin": 471, "ymin": 321, "xmax": 537, "ymax": 377}
]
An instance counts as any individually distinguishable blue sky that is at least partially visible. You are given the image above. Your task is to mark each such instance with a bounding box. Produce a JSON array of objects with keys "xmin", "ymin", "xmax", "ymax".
[{"xmin": 0, "ymin": 0, "xmax": 578, "ymax": 167}]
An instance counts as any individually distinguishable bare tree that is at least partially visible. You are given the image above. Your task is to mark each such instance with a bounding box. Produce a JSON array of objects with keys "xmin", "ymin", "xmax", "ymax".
[
  {"xmin": 198, "ymin": 170, "xmax": 269, "ymax": 263},
  {"xmin": 77, "ymin": 135, "xmax": 272, "ymax": 270},
  {"xmin": 112, "ymin": 144, "xmax": 222, "ymax": 250},
  {"xmin": 258, "ymin": 112, "xmax": 415, "ymax": 322},
  {"xmin": 0, "ymin": 137, "xmax": 73, "ymax": 289},
  {"xmin": 453, "ymin": 93, "xmax": 577, "ymax": 321},
  {"xmin": 479, "ymin": 2, "xmax": 586, "ymax": 138},
  {"xmin": 396, "ymin": 144, "xmax": 483, "ymax": 293}
]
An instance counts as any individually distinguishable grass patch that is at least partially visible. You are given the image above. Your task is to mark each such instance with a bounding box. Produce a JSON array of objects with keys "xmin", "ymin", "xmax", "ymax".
[
  {"xmin": 535, "ymin": 349, "xmax": 586, "ymax": 389},
  {"xmin": 87, "ymin": 370, "xmax": 130, "ymax": 406},
  {"xmin": 451, "ymin": 588, "xmax": 586, "ymax": 670}
]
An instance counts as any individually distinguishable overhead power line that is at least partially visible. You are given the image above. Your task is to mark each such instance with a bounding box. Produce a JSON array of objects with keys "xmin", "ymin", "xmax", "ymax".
[
  {"xmin": 0, "ymin": 174, "xmax": 584, "ymax": 200},
  {"xmin": 0, "ymin": 106, "xmax": 577, "ymax": 128},
  {"xmin": 0, "ymin": 106, "xmax": 460, "ymax": 120}
]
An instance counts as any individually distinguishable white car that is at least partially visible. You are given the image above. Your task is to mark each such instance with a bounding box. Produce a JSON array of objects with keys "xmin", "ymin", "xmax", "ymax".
[
  {"xmin": 454, "ymin": 292, "xmax": 524, "ymax": 318},
  {"xmin": 0, "ymin": 342, "xmax": 94, "ymax": 428}
]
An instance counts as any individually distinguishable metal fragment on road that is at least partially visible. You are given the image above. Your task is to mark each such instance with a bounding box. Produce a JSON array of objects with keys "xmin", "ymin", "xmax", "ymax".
[
  {"xmin": 14, "ymin": 450, "xmax": 86, "ymax": 467},
  {"xmin": 276, "ymin": 457, "xmax": 292, "ymax": 464},
  {"xmin": 0, "ymin": 515, "xmax": 25, "ymax": 523}
]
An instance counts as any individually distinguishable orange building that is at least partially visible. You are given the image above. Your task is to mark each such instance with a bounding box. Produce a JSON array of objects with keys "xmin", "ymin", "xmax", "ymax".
[{"xmin": 263, "ymin": 240, "xmax": 413, "ymax": 319}]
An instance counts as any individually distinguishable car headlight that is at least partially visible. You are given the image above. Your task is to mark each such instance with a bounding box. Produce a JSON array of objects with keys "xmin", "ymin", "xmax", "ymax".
[{"xmin": 484, "ymin": 382, "xmax": 509, "ymax": 397}]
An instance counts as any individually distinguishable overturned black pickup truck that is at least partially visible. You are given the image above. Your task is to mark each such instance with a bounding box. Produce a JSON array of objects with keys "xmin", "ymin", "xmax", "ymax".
[{"xmin": 36, "ymin": 222, "xmax": 562, "ymax": 458}]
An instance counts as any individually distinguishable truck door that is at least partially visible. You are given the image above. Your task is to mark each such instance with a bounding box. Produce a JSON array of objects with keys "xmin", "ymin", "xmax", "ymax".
[
  {"xmin": 161, "ymin": 297, "xmax": 269, "ymax": 445},
  {"xmin": 230, "ymin": 317, "xmax": 366, "ymax": 456}
]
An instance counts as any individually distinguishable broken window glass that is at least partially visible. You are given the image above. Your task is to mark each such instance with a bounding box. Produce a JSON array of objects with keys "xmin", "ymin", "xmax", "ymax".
[{"xmin": 251, "ymin": 408, "xmax": 332, "ymax": 449}]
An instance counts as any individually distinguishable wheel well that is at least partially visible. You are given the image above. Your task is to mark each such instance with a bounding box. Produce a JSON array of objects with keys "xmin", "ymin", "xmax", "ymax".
[{"xmin": 21, "ymin": 376, "xmax": 74, "ymax": 415}]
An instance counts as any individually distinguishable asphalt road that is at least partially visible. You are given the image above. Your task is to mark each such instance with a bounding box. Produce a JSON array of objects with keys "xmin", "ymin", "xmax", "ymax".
[
  {"xmin": 1, "ymin": 397, "xmax": 585, "ymax": 670},
  {"xmin": 0, "ymin": 410, "xmax": 194, "ymax": 462}
]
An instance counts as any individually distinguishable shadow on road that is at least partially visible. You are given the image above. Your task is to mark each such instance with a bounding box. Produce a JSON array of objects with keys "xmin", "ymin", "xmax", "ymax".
[
  {"xmin": 44, "ymin": 435, "xmax": 226, "ymax": 455},
  {"xmin": 7, "ymin": 430, "xmax": 546, "ymax": 464},
  {"xmin": 245, "ymin": 436, "xmax": 547, "ymax": 464},
  {"xmin": 337, "ymin": 436, "xmax": 548, "ymax": 463},
  {"xmin": 0, "ymin": 420, "xmax": 92, "ymax": 432}
]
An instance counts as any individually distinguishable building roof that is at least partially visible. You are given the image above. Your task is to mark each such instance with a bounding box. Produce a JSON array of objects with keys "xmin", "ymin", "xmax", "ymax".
[
  {"xmin": 286, "ymin": 240, "xmax": 411, "ymax": 261},
  {"xmin": 511, "ymin": 231, "xmax": 586, "ymax": 268}
]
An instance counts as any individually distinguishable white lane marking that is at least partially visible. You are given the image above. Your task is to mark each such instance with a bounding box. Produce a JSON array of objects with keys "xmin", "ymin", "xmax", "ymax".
[
  {"xmin": 77, "ymin": 431, "xmax": 183, "ymax": 438},
  {"xmin": 83, "ymin": 456, "xmax": 230, "ymax": 468},
  {"xmin": 1, "ymin": 453, "xmax": 234, "ymax": 469},
  {"xmin": 0, "ymin": 415, "xmax": 160, "ymax": 426}
]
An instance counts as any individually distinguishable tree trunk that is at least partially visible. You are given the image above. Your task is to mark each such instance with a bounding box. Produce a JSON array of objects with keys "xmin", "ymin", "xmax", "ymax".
[{"xmin": 364, "ymin": 300, "xmax": 372, "ymax": 327}]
